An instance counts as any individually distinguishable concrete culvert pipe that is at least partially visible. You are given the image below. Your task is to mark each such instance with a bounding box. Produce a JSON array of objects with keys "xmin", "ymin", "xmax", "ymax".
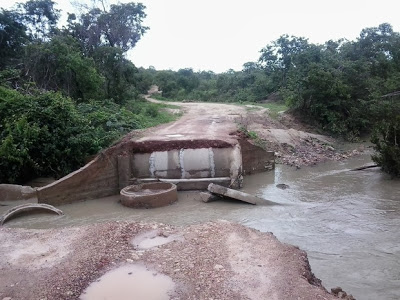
[
  {"xmin": 0, "ymin": 203, "xmax": 64, "ymax": 226},
  {"xmin": 120, "ymin": 182, "xmax": 178, "ymax": 209}
]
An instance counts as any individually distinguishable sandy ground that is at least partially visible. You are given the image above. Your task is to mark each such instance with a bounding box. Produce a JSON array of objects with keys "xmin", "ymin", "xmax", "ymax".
[{"xmin": 0, "ymin": 221, "xmax": 349, "ymax": 300}]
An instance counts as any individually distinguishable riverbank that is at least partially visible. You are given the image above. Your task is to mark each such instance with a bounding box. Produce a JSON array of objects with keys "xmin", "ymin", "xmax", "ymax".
[{"xmin": 0, "ymin": 221, "xmax": 349, "ymax": 300}]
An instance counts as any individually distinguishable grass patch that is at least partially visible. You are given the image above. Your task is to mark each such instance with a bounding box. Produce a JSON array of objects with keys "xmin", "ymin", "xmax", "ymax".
[
  {"xmin": 155, "ymin": 102, "xmax": 181, "ymax": 110},
  {"xmin": 151, "ymin": 94, "xmax": 173, "ymax": 101},
  {"xmin": 237, "ymin": 124, "xmax": 267, "ymax": 149},
  {"xmin": 123, "ymin": 100, "xmax": 180, "ymax": 128},
  {"xmin": 236, "ymin": 101, "xmax": 288, "ymax": 119},
  {"xmin": 258, "ymin": 102, "xmax": 288, "ymax": 119}
]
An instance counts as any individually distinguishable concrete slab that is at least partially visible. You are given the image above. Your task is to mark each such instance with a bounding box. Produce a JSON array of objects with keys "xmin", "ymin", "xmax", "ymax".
[
  {"xmin": 208, "ymin": 184, "xmax": 279, "ymax": 205},
  {"xmin": 136, "ymin": 177, "xmax": 231, "ymax": 191},
  {"xmin": 208, "ymin": 183, "xmax": 257, "ymax": 205}
]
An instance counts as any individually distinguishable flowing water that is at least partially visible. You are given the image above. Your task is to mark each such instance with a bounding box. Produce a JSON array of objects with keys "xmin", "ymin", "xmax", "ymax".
[{"xmin": 2, "ymin": 154, "xmax": 400, "ymax": 299}]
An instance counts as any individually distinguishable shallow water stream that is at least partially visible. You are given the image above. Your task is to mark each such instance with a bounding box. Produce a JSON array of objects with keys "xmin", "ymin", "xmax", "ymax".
[{"xmin": 2, "ymin": 154, "xmax": 400, "ymax": 299}]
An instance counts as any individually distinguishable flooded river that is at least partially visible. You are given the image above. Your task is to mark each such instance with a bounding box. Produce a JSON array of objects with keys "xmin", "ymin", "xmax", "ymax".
[{"xmin": 2, "ymin": 154, "xmax": 400, "ymax": 299}]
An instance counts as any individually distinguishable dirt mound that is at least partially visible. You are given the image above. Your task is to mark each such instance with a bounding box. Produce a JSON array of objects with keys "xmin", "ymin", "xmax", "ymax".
[{"xmin": 242, "ymin": 109, "xmax": 363, "ymax": 167}]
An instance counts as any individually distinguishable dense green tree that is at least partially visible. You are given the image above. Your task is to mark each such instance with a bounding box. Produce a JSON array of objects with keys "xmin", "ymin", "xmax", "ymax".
[
  {"xmin": 0, "ymin": 0, "xmax": 160, "ymax": 184},
  {"xmin": 259, "ymin": 35, "xmax": 309, "ymax": 89},
  {"xmin": 371, "ymin": 94, "xmax": 400, "ymax": 177},
  {"xmin": 92, "ymin": 46, "xmax": 139, "ymax": 102},
  {"xmin": 24, "ymin": 35, "xmax": 104, "ymax": 101},
  {"xmin": 18, "ymin": 0, "xmax": 60, "ymax": 41},
  {"xmin": 68, "ymin": 2, "xmax": 148, "ymax": 55},
  {"xmin": 0, "ymin": 87, "xmax": 98, "ymax": 183},
  {"xmin": 0, "ymin": 9, "xmax": 27, "ymax": 69}
]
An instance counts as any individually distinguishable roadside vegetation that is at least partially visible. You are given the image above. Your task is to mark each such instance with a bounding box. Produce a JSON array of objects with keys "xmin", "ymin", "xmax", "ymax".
[{"xmin": 0, "ymin": 0, "xmax": 173, "ymax": 183}]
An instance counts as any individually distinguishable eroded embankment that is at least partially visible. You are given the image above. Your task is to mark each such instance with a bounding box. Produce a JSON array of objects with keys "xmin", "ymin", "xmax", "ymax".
[{"xmin": 0, "ymin": 221, "xmax": 341, "ymax": 300}]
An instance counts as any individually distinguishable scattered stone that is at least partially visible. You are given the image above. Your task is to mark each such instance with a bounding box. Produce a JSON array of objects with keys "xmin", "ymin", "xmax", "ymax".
[
  {"xmin": 213, "ymin": 264, "xmax": 224, "ymax": 271},
  {"xmin": 326, "ymin": 146, "xmax": 335, "ymax": 151},
  {"xmin": 276, "ymin": 184, "xmax": 290, "ymax": 190},
  {"xmin": 331, "ymin": 287, "xmax": 343, "ymax": 294},
  {"xmin": 331, "ymin": 287, "xmax": 355, "ymax": 299}
]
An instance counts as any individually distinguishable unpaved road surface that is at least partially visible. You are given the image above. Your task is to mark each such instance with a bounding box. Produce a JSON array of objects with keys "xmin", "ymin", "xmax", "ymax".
[
  {"xmin": 0, "ymin": 221, "xmax": 345, "ymax": 300},
  {"xmin": 144, "ymin": 95, "xmax": 364, "ymax": 167},
  {"xmin": 142, "ymin": 96, "xmax": 244, "ymax": 144}
]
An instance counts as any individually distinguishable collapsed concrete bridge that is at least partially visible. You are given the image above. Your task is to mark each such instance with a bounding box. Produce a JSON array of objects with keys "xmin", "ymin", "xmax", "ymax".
[{"xmin": 36, "ymin": 101, "xmax": 275, "ymax": 205}]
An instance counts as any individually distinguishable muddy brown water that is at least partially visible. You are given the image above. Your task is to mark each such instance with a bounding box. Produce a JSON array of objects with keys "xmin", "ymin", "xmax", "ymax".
[
  {"xmin": 80, "ymin": 264, "xmax": 175, "ymax": 300},
  {"xmin": 2, "ymin": 154, "xmax": 400, "ymax": 300}
]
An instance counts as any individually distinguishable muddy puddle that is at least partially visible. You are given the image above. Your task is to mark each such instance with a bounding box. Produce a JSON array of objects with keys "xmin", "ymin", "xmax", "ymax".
[
  {"xmin": 80, "ymin": 264, "xmax": 175, "ymax": 300},
  {"xmin": 2, "ymin": 154, "xmax": 400, "ymax": 299}
]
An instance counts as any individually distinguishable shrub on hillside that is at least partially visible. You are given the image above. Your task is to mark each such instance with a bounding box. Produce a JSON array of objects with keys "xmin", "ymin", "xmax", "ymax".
[{"xmin": 372, "ymin": 115, "xmax": 400, "ymax": 177}]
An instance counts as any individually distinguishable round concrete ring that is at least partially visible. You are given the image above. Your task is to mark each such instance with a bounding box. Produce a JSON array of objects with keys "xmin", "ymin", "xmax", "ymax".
[{"xmin": 120, "ymin": 182, "xmax": 178, "ymax": 209}]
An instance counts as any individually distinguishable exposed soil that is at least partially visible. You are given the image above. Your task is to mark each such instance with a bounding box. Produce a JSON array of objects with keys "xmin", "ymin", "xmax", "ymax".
[
  {"xmin": 0, "ymin": 221, "xmax": 349, "ymax": 300},
  {"xmin": 129, "ymin": 139, "xmax": 234, "ymax": 153},
  {"xmin": 141, "ymin": 95, "xmax": 364, "ymax": 168}
]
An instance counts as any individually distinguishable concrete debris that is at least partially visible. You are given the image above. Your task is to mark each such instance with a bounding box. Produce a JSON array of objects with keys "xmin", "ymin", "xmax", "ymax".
[
  {"xmin": 198, "ymin": 192, "xmax": 220, "ymax": 203},
  {"xmin": 0, "ymin": 184, "xmax": 37, "ymax": 201},
  {"xmin": 0, "ymin": 203, "xmax": 64, "ymax": 226},
  {"xmin": 207, "ymin": 183, "xmax": 276, "ymax": 205}
]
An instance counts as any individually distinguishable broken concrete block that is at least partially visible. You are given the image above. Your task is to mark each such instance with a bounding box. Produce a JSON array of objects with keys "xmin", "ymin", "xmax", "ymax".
[
  {"xmin": 0, "ymin": 184, "xmax": 37, "ymax": 201},
  {"xmin": 198, "ymin": 192, "xmax": 219, "ymax": 203},
  {"xmin": 207, "ymin": 183, "xmax": 257, "ymax": 205}
]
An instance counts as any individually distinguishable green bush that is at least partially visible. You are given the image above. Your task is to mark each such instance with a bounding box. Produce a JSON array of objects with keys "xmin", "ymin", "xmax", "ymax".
[
  {"xmin": 0, "ymin": 87, "xmax": 99, "ymax": 183},
  {"xmin": 372, "ymin": 115, "xmax": 400, "ymax": 177}
]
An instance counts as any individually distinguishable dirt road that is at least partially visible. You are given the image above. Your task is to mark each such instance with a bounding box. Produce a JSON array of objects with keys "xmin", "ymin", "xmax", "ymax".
[
  {"xmin": 144, "ymin": 95, "xmax": 363, "ymax": 167},
  {"xmin": 142, "ymin": 96, "xmax": 246, "ymax": 143},
  {"xmin": 0, "ymin": 221, "xmax": 346, "ymax": 300}
]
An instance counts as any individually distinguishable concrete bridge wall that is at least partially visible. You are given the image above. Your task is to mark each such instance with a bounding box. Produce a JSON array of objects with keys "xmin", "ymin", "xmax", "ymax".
[
  {"xmin": 36, "ymin": 139, "xmax": 274, "ymax": 206},
  {"xmin": 37, "ymin": 154, "xmax": 120, "ymax": 205},
  {"xmin": 37, "ymin": 143, "xmax": 242, "ymax": 206},
  {"xmin": 239, "ymin": 138, "xmax": 275, "ymax": 174}
]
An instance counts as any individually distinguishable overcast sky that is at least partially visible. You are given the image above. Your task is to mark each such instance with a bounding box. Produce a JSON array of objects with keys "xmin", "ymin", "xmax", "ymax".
[{"xmin": 1, "ymin": 0, "xmax": 400, "ymax": 73}]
